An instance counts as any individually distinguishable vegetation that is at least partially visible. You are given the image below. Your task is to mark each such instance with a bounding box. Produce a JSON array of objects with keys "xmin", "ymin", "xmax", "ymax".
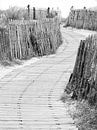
[
  {"xmin": 61, "ymin": 93, "xmax": 97, "ymax": 130},
  {"xmin": 0, "ymin": 6, "xmax": 60, "ymax": 28},
  {"xmin": 61, "ymin": 32, "xmax": 97, "ymax": 129},
  {"xmin": 0, "ymin": 8, "xmax": 62, "ymax": 63},
  {"xmin": 0, "ymin": 6, "xmax": 29, "ymax": 28},
  {"xmin": 65, "ymin": 35, "xmax": 97, "ymax": 105},
  {"xmin": 64, "ymin": 9, "xmax": 97, "ymax": 31},
  {"xmin": 5, "ymin": 7, "xmax": 23, "ymax": 20},
  {"xmin": 62, "ymin": 7, "xmax": 97, "ymax": 130}
]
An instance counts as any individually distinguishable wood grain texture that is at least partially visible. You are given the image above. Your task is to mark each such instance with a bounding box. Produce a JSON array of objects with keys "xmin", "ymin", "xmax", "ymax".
[
  {"xmin": 0, "ymin": 27, "xmax": 81, "ymax": 130},
  {"xmin": 0, "ymin": 17, "xmax": 62, "ymax": 60}
]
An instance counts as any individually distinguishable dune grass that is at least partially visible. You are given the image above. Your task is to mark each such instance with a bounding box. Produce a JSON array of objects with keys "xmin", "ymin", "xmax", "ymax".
[{"xmin": 61, "ymin": 92, "xmax": 97, "ymax": 130}]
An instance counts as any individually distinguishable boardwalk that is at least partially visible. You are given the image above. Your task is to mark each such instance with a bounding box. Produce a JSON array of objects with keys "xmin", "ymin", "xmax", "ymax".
[{"xmin": 0, "ymin": 27, "xmax": 87, "ymax": 130}]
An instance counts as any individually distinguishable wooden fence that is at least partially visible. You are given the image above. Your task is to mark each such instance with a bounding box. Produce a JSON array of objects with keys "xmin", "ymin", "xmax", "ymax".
[
  {"xmin": 65, "ymin": 9, "xmax": 97, "ymax": 30},
  {"xmin": 0, "ymin": 28, "xmax": 11, "ymax": 60},
  {"xmin": 0, "ymin": 17, "xmax": 62, "ymax": 60},
  {"xmin": 65, "ymin": 35, "xmax": 97, "ymax": 105}
]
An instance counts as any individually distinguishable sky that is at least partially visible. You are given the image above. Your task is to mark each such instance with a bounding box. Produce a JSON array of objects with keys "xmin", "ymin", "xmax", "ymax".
[{"xmin": 0, "ymin": 0, "xmax": 97, "ymax": 17}]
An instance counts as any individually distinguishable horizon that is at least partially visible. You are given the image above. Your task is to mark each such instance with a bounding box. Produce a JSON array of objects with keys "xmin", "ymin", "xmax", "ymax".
[{"xmin": 1, "ymin": 0, "xmax": 97, "ymax": 18}]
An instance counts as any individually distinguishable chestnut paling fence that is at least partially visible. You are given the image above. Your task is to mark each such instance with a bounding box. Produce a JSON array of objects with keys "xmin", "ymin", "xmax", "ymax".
[
  {"xmin": 0, "ymin": 17, "xmax": 62, "ymax": 61},
  {"xmin": 65, "ymin": 9, "xmax": 97, "ymax": 30},
  {"xmin": 0, "ymin": 28, "xmax": 10, "ymax": 61},
  {"xmin": 65, "ymin": 35, "xmax": 97, "ymax": 105}
]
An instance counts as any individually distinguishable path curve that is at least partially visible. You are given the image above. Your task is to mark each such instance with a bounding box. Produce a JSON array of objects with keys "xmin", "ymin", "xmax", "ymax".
[{"xmin": 0, "ymin": 27, "xmax": 87, "ymax": 130}]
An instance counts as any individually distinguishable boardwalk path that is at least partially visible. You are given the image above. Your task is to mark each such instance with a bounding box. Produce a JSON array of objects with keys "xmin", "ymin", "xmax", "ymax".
[{"xmin": 0, "ymin": 27, "xmax": 87, "ymax": 130}]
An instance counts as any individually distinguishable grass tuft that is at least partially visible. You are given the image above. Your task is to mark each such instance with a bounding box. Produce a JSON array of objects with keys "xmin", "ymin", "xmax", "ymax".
[{"xmin": 61, "ymin": 93, "xmax": 97, "ymax": 130}]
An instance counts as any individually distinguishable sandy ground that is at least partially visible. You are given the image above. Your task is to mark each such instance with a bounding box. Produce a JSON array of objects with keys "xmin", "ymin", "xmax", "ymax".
[
  {"xmin": 0, "ymin": 58, "xmax": 39, "ymax": 79},
  {"xmin": 0, "ymin": 27, "xmax": 96, "ymax": 80},
  {"xmin": 0, "ymin": 27, "xmax": 96, "ymax": 129},
  {"xmin": 64, "ymin": 26, "xmax": 97, "ymax": 37},
  {"xmin": 0, "ymin": 26, "xmax": 81, "ymax": 130},
  {"xmin": 71, "ymin": 28, "xmax": 97, "ymax": 37}
]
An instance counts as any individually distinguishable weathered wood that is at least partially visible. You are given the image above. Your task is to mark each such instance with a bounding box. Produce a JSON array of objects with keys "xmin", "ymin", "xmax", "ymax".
[
  {"xmin": 65, "ymin": 9, "xmax": 97, "ymax": 30},
  {"xmin": 0, "ymin": 17, "xmax": 62, "ymax": 61},
  {"xmin": 65, "ymin": 34, "xmax": 97, "ymax": 105},
  {"xmin": 0, "ymin": 28, "xmax": 11, "ymax": 61}
]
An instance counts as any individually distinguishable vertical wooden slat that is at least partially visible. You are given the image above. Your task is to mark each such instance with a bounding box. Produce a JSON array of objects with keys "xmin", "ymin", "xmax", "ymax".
[{"xmin": 0, "ymin": 17, "xmax": 62, "ymax": 61}]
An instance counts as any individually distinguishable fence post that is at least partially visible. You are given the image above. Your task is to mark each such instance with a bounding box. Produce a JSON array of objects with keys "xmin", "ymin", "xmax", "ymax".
[
  {"xmin": 27, "ymin": 4, "xmax": 30, "ymax": 20},
  {"xmin": 33, "ymin": 7, "xmax": 36, "ymax": 20}
]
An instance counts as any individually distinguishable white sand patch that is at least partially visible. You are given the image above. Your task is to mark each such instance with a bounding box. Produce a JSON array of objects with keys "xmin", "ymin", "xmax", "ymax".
[
  {"xmin": 0, "ymin": 27, "xmax": 96, "ymax": 80},
  {"xmin": 64, "ymin": 26, "xmax": 97, "ymax": 37},
  {"xmin": 73, "ymin": 28, "xmax": 97, "ymax": 37},
  {"xmin": 0, "ymin": 58, "xmax": 39, "ymax": 79}
]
